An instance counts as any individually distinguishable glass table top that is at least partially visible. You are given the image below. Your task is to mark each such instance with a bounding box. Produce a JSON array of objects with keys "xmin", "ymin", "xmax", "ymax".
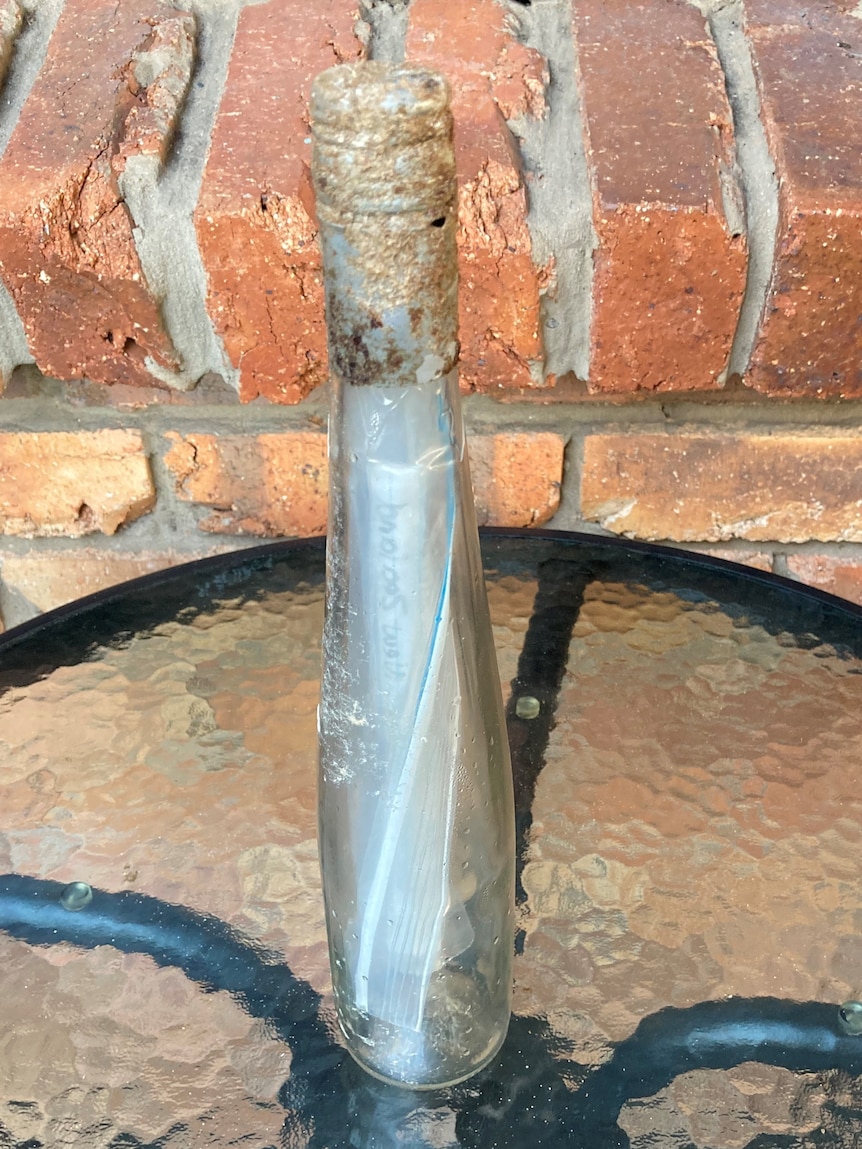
[{"xmin": 2, "ymin": 529, "xmax": 862, "ymax": 1148}]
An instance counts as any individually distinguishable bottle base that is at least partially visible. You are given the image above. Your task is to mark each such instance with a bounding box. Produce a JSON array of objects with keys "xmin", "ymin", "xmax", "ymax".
[{"xmin": 336, "ymin": 1012, "xmax": 510, "ymax": 1091}]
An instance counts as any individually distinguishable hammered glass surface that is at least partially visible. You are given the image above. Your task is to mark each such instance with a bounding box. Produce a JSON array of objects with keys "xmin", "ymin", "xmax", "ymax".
[{"xmin": 2, "ymin": 533, "xmax": 862, "ymax": 1148}]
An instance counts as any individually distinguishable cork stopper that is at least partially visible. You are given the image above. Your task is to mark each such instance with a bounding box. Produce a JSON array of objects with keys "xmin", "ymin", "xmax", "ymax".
[{"xmin": 311, "ymin": 62, "xmax": 459, "ymax": 387}]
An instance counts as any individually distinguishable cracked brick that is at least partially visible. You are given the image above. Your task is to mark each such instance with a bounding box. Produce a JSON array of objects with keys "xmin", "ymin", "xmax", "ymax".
[
  {"xmin": 406, "ymin": 0, "xmax": 549, "ymax": 392},
  {"xmin": 575, "ymin": 0, "xmax": 747, "ymax": 393},
  {"xmin": 0, "ymin": 430, "xmax": 155, "ymax": 537},
  {"xmin": 469, "ymin": 431, "xmax": 564, "ymax": 526},
  {"xmin": 0, "ymin": 0, "xmax": 193, "ymax": 386},
  {"xmin": 163, "ymin": 430, "xmax": 330, "ymax": 535},
  {"xmin": 116, "ymin": 14, "xmax": 196, "ymax": 168},
  {"xmin": 581, "ymin": 432, "xmax": 862, "ymax": 543},
  {"xmin": 744, "ymin": 0, "xmax": 862, "ymax": 397},
  {"xmin": 194, "ymin": 0, "xmax": 364, "ymax": 405},
  {"xmin": 163, "ymin": 429, "xmax": 564, "ymax": 535}
]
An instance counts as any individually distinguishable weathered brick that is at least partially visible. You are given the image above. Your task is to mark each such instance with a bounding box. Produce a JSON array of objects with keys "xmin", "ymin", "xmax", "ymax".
[
  {"xmin": 406, "ymin": 0, "xmax": 548, "ymax": 391},
  {"xmin": 0, "ymin": 546, "xmax": 234, "ymax": 617},
  {"xmin": 7, "ymin": 372, "xmax": 242, "ymax": 410},
  {"xmin": 690, "ymin": 547, "xmax": 773, "ymax": 574},
  {"xmin": 163, "ymin": 431, "xmax": 329, "ymax": 536},
  {"xmin": 0, "ymin": 0, "xmax": 194, "ymax": 386},
  {"xmin": 194, "ymin": 0, "xmax": 363, "ymax": 405},
  {"xmin": 116, "ymin": 14, "xmax": 196, "ymax": 168},
  {"xmin": 581, "ymin": 433, "xmax": 862, "ymax": 543},
  {"xmin": 163, "ymin": 429, "xmax": 564, "ymax": 536},
  {"xmin": 470, "ymin": 431, "xmax": 564, "ymax": 527},
  {"xmin": 574, "ymin": 0, "xmax": 746, "ymax": 392},
  {"xmin": 0, "ymin": 430, "xmax": 155, "ymax": 537},
  {"xmin": 785, "ymin": 554, "xmax": 862, "ymax": 608},
  {"xmin": 744, "ymin": 0, "xmax": 862, "ymax": 396}
]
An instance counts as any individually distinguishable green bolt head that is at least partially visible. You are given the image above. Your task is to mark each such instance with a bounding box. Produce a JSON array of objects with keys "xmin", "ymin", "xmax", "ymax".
[
  {"xmin": 838, "ymin": 1001, "xmax": 862, "ymax": 1035},
  {"xmin": 515, "ymin": 695, "xmax": 541, "ymax": 720},
  {"xmin": 59, "ymin": 881, "xmax": 93, "ymax": 912}
]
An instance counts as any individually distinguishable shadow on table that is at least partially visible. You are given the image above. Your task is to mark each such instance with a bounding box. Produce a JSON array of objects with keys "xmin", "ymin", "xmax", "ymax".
[{"xmin": 3, "ymin": 875, "xmax": 862, "ymax": 1148}]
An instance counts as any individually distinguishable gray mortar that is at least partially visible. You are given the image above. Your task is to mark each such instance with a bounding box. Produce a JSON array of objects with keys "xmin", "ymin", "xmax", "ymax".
[
  {"xmin": 4, "ymin": 382, "xmax": 862, "ymax": 625},
  {"xmin": 502, "ymin": 0, "xmax": 596, "ymax": 384},
  {"xmin": 118, "ymin": 0, "xmax": 241, "ymax": 392},
  {"xmin": 0, "ymin": 0, "xmax": 63, "ymax": 385},
  {"xmin": 689, "ymin": 0, "xmax": 780, "ymax": 380},
  {"xmin": 357, "ymin": 0, "xmax": 410, "ymax": 64},
  {"xmin": 0, "ymin": 257, "xmax": 29, "ymax": 387}
]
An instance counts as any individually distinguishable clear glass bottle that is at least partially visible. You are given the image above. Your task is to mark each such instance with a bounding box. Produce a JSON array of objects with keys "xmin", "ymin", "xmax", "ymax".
[{"xmin": 312, "ymin": 62, "xmax": 515, "ymax": 1090}]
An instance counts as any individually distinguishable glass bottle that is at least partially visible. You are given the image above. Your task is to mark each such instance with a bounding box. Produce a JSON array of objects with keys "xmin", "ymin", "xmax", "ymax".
[{"xmin": 312, "ymin": 62, "xmax": 515, "ymax": 1090}]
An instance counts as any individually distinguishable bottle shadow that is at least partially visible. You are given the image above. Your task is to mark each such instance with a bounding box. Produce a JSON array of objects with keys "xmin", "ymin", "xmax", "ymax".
[{"xmin": 3, "ymin": 874, "xmax": 862, "ymax": 1148}]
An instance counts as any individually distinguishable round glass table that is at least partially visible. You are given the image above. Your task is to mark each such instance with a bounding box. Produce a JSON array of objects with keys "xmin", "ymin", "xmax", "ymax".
[{"xmin": 2, "ymin": 529, "xmax": 862, "ymax": 1148}]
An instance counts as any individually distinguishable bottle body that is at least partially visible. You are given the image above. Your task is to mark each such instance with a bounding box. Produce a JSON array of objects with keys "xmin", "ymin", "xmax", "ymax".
[
  {"xmin": 313, "ymin": 62, "xmax": 515, "ymax": 1089},
  {"xmin": 319, "ymin": 368, "xmax": 514, "ymax": 1088}
]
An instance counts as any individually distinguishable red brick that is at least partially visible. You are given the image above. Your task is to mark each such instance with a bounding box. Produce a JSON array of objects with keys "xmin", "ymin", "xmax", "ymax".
[
  {"xmin": 0, "ymin": 546, "xmax": 234, "ymax": 615},
  {"xmin": 581, "ymin": 433, "xmax": 862, "ymax": 543},
  {"xmin": 0, "ymin": 430, "xmax": 155, "ymax": 537},
  {"xmin": 574, "ymin": 0, "xmax": 746, "ymax": 392},
  {"xmin": 785, "ymin": 554, "xmax": 862, "ymax": 608},
  {"xmin": 690, "ymin": 547, "xmax": 773, "ymax": 574},
  {"xmin": 163, "ymin": 431, "xmax": 329, "ymax": 536},
  {"xmin": 116, "ymin": 14, "xmax": 196, "ymax": 167},
  {"xmin": 163, "ymin": 429, "xmax": 564, "ymax": 536},
  {"xmin": 470, "ymin": 432, "xmax": 565, "ymax": 526},
  {"xmin": 406, "ymin": 0, "xmax": 548, "ymax": 391},
  {"xmin": 741, "ymin": 0, "xmax": 860, "ymax": 31},
  {"xmin": 0, "ymin": 0, "xmax": 194, "ymax": 386},
  {"xmin": 744, "ymin": 1, "xmax": 862, "ymax": 396},
  {"xmin": 194, "ymin": 1, "xmax": 363, "ymax": 405}
]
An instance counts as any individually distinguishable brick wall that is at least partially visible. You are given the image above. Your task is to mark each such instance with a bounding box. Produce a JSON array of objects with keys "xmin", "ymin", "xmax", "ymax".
[{"xmin": 1, "ymin": 0, "xmax": 861, "ymax": 628}]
